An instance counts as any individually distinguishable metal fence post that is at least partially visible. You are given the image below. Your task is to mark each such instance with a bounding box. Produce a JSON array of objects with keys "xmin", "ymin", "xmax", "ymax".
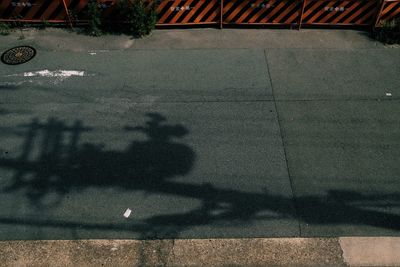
[
  {"xmin": 220, "ymin": 0, "xmax": 224, "ymax": 29},
  {"xmin": 62, "ymin": 0, "xmax": 73, "ymax": 29},
  {"xmin": 374, "ymin": 0, "xmax": 386, "ymax": 27},
  {"xmin": 299, "ymin": 0, "xmax": 307, "ymax": 29}
]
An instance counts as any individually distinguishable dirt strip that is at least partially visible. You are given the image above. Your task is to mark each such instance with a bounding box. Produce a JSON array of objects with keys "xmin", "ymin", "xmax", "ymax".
[{"xmin": 0, "ymin": 238, "xmax": 345, "ymax": 267}]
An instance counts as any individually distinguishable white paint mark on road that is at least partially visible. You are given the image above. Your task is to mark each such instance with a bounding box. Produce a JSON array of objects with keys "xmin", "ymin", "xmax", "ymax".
[
  {"xmin": 19, "ymin": 69, "xmax": 85, "ymax": 78},
  {"xmin": 5, "ymin": 69, "xmax": 92, "ymax": 84},
  {"xmin": 123, "ymin": 208, "xmax": 132, "ymax": 218}
]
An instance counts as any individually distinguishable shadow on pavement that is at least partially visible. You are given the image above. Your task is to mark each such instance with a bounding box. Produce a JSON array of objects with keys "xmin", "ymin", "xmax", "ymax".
[{"xmin": 0, "ymin": 114, "xmax": 399, "ymax": 238}]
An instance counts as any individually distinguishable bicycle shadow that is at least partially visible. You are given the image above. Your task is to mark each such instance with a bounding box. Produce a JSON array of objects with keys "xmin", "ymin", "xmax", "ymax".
[
  {"xmin": 0, "ymin": 113, "xmax": 400, "ymax": 239},
  {"xmin": 1, "ymin": 113, "xmax": 195, "ymax": 209}
]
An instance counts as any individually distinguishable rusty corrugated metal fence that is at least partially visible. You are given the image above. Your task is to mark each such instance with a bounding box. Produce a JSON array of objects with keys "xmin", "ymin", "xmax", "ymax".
[
  {"xmin": 0, "ymin": 0, "xmax": 399, "ymax": 27},
  {"xmin": 223, "ymin": 0, "xmax": 302, "ymax": 26},
  {"xmin": 0, "ymin": 0, "xmax": 68, "ymax": 23},
  {"xmin": 375, "ymin": 0, "xmax": 400, "ymax": 26},
  {"xmin": 300, "ymin": 0, "xmax": 379, "ymax": 26},
  {"xmin": 155, "ymin": 0, "xmax": 220, "ymax": 25}
]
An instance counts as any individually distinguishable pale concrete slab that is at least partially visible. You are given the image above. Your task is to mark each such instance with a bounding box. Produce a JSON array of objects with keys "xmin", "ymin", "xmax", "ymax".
[{"xmin": 340, "ymin": 237, "xmax": 400, "ymax": 267}]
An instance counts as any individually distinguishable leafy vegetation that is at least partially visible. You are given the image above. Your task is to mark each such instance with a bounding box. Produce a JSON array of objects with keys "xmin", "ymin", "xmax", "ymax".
[
  {"xmin": 372, "ymin": 18, "xmax": 400, "ymax": 44},
  {"xmin": 116, "ymin": 0, "xmax": 157, "ymax": 37},
  {"xmin": 0, "ymin": 22, "xmax": 11, "ymax": 36},
  {"xmin": 83, "ymin": 0, "xmax": 157, "ymax": 37},
  {"xmin": 87, "ymin": 0, "xmax": 103, "ymax": 36}
]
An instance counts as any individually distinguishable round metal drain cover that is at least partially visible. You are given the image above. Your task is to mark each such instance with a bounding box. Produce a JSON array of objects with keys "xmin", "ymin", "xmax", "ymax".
[{"xmin": 1, "ymin": 46, "xmax": 36, "ymax": 65}]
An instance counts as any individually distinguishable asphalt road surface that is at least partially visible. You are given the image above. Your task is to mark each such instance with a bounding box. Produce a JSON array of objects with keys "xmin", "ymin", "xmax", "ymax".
[{"xmin": 0, "ymin": 29, "xmax": 399, "ymax": 240}]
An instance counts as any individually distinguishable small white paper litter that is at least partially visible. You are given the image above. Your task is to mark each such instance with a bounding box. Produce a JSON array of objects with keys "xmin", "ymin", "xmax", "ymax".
[
  {"xmin": 123, "ymin": 208, "xmax": 132, "ymax": 218},
  {"xmin": 386, "ymin": 93, "xmax": 392, "ymax": 96}
]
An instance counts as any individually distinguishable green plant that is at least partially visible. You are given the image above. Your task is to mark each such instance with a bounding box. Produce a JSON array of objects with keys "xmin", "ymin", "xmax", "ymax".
[
  {"xmin": 87, "ymin": 0, "xmax": 103, "ymax": 36},
  {"xmin": 68, "ymin": 9, "xmax": 79, "ymax": 24},
  {"xmin": 0, "ymin": 22, "xmax": 11, "ymax": 36},
  {"xmin": 11, "ymin": 14, "xmax": 25, "ymax": 39},
  {"xmin": 117, "ymin": 0, "xmax": 157, "ymax": 37},
  {"xmin": 372, "ymin": 18, "xmax": 400, "ymax": 44},
  {"xmin": 41, "ymin": 19, "xmax": 51, "ymax": 29}
]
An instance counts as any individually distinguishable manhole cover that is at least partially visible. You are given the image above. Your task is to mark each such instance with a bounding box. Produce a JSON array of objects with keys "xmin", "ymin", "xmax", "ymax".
[{"xmin": 1, "ymin": 46, "xmax": 36, "ymax": 65}]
